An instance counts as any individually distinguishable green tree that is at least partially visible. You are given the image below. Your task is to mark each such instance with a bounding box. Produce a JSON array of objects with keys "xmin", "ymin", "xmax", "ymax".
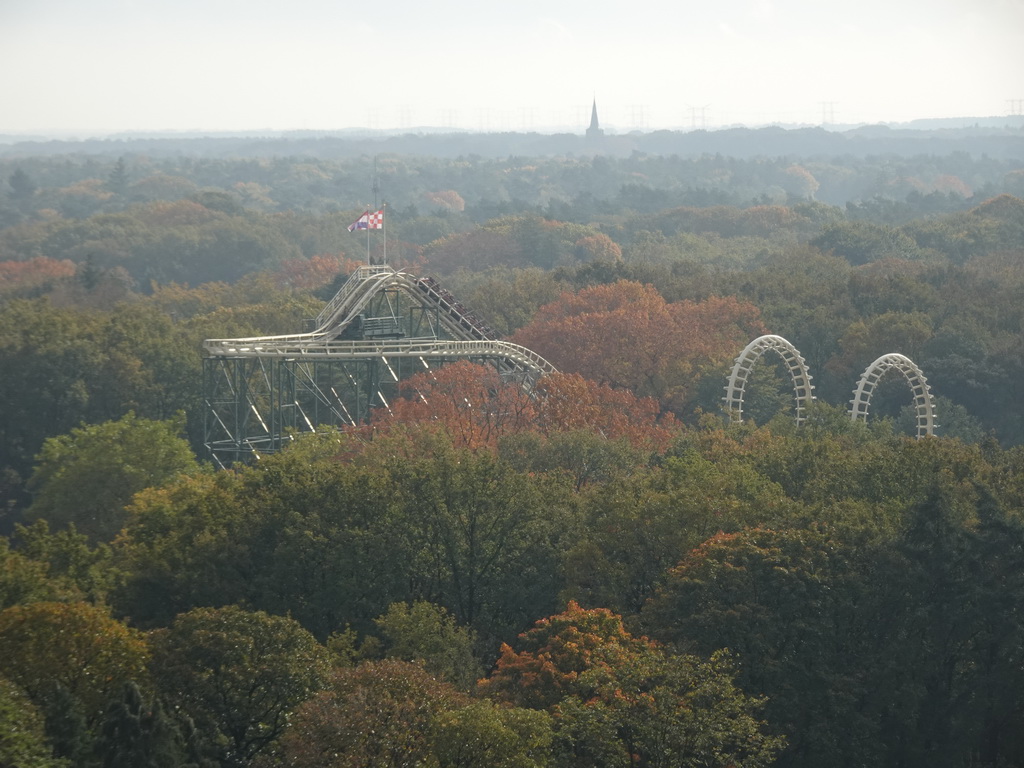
[
  {"xmin": 0, "ymin": 299, "xmax": 107, "ymax": 487},
  {"xmin": 811, "ymin": 220, "xmax": 923, "ymax": 265},
  {"xmin": 0, "ymin": 536, "xmax": 56, "ymax": 610},
  {"xmin": 40, "ymin": 682, "xmax": 90, "ymax": 768},
  {"xmin": 0, "ymin": 601, "xmax": 150, "ymax": 725},
  {"xmin": 271, "ymin": 659, "xmax": 553, "ymax": 768},
  {"xmin": 26, "ymin": 412, "xmax": 198, "ymax": 542},
  {"xmin": 113, "ymin": 455, "xmax": 409, "ymax": 637},
  {"xmin": 150, "ymin": 605, "xmax": 330, "ymax": 768},
  {"xmin": 8, "ymin": 167, "xmax": 37, "ymax": 202},
  {"xmin": 106, "ymin": 158, "xmax": 129, "ymax": 197},
  {"xmin": 0, "ymin": 675, "xmax": 66, "ymax": 768},
  {"xmin": 555, "ymin": 648, "xmax": 782, "ymax": 768},
  {"xmin": 432, "ymin": 700, "xmax": 553, "ymax": 768},
  {"xmin": 370, "ymin": 601, "xmax": 482, "ymax": 691},
  {"xmin": 390, "ymin": 446, "xmax": 573, "ymax": 644},
  {"xmin": 12, "ymin": 520, "xmax": 116, "ymax": 604},
  {"xmin": 563, "ymin": 453, "xmax": 795, "ymax": 614},
  {"xmin": 642, "ymin": 527, "xmax": 880, "ymax": 767}
]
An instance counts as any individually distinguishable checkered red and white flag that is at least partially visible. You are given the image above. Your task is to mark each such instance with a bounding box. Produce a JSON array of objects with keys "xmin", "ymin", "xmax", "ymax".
[{"xmin": 348, "ymin": 210, "xmax": 384, "ymax": 231}]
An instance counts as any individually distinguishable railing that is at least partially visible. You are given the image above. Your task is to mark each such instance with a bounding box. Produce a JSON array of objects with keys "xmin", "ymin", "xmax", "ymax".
[
  {"xmin": 202, "ymin": 337, "xmax": 557, "ymax": 375},
  {"xmin": 315, "ymin": 264, "xmax": 396, "ymax": 330}
]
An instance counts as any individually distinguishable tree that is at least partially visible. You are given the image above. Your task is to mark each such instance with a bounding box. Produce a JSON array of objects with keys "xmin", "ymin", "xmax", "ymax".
[
  {"xmin": 811, "ymin": 220, "xmax": 923, "ymax": 265},
  {"xmin": 479, "ymin": 602, "xmax": 782, "ymax": 768},
  {"xmin": 8, "ymin": 168, "xmax": 37, "ymax": 202},
  {"xmin": 378, "ymin": 365, "xmax": 677, "ymax": 457},
  {"xmin": 381, "ymin": 360, "xmax": 538, "ymax": 451},
  {"xmin": 442, "ymin": 266, "xmax": 562, "ymax": 337},
  {"xmin": 0, "ymin": 601, "xmax": 149, "ymax": 724},
  {"xmin": 479, "ymin": 601, "xmax": 654, "ymax": 710},
  {"xmin": 270, "ymin": 659, "xmax": 553, "ymax": 768},
  {"xmin": 13, "ymin": 520, "xmax": 117, "ymax": 605},
  {"xmin": 554, "ymin": 648, "xmax": 782, "ymax": 768},
  {"xmin": 26, "ymin": 412, "xmax": 199, "ymax": 542},
  {"xmin": 533, "ymin": 373, "xmax": 678, "ymax": 453},
  {"xmin": 432, "ymin": 700, "xmax": 553, "ymax": 768},
  {"xmin": 114, "ymin": 455, "xmax": 413, "ymax": 638},
  {"xmin": 106, "ymin": 158, "xmax": 129, "ymax": 197},
  {"xmin": 512, "ymin": 281, "xmax": 763, "ymax": 412},
  {"xmin": 93, "ymin": 681, "xmax": 193, "ymax": 768},
  {"xmin": 270, "ymin": 659, "xmax": 467, "ymax": 768},
  {"xmin": 389, "ymin": 446, "xmax": 573, "ymax": 643},
  {"xmin": 0, "ymin": 256, "xmax": 76, "ymax": 297},
  {"xmin": 642, "ymin": 526, "xmax": 885, "ymax": 767},
  {"xmin": 370, "ymin": 601, "xmax": 481, "ymax": 690},
  {"xmin": 150, "ymin": 605, "xmax": 330, "ymax": 768},
  {"xmin": 0, "ymin": 675, "xmax": 66, "ymax": 768},
  {"xmin": 0, "ymin": 535, "xmax": 56, "ymax": 610},
  {"xmin": 562, "ymin": 452, "xmax": 797, "ymax": 614}
]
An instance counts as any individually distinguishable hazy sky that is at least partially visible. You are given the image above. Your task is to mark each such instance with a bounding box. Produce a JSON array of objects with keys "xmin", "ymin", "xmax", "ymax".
[{"xmin": 2, "ymin": 0, "xmax": 1022, "ymax": 134}]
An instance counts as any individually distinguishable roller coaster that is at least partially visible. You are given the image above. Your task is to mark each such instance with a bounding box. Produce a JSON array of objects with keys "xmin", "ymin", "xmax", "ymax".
[
  {"xmin": 723, "ymin": 334, "xmax": 937, "ymax": 438},
  {"xmin": 203, "ymin": 269, "xmax": 937, "ymax": 465},
  {"xmin": 203, "ymin": 265, "xmax": 555, "ymax": 466}
]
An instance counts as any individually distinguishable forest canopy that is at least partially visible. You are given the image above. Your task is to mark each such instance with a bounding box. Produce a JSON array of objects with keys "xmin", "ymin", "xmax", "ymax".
[{"xmin": 1, "ymin": 131, "xmax": 1023, "ymax": 768}]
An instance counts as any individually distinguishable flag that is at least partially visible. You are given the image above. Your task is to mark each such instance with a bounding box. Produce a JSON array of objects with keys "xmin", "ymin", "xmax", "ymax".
[
  {"xmin": 348, "ymin": 211, "xmax": 369, "ymax": 231},
  {"xmin": 348, "ymin": 209, "xmax": 384, "ymax": 231}
]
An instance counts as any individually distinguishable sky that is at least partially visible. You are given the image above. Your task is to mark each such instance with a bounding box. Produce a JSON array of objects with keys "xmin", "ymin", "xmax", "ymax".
[{"xmin": 1, "ymin": 0, "xmax": 1023, "ymax": 135}]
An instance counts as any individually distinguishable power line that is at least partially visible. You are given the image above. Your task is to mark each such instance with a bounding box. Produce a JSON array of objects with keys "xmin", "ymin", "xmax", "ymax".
[{"xmin": 686, "ymin": 104, "xmax": 710, "ymax": 130}]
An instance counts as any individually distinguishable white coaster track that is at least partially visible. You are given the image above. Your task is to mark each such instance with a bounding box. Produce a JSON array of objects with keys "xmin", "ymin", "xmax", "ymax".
[
  {"xmin": 204, "ymin": 265, "xmax": 556, "ymax": 375},
  {"xmin": 724, "ymin": 334, "xmax": 937, "ymax": 437}
]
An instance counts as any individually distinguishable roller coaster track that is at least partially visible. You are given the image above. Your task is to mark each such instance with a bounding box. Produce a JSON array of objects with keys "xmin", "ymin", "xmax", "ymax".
[
  {"xmin": 723, "ymin": 334, "xmax": 815, "ymax": 425},
  {"xmin": 850, "ymin": 353, "xmax": 936, "ymax": 439},
  {"xmin": 204, "ymin": 265, "xmax": 530, "ymax": 364},
  {"xmin": 724, "ymin": 334, "xmax": 937, "ymax": 437},
  {"xmin": 204, "ymin": 337, "xmax": 556, "ymax": 374}
]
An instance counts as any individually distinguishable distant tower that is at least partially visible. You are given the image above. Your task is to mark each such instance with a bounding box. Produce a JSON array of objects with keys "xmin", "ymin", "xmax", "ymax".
[{"xmin": 586, "ymin": 98, "xmax": 604, "ymax": 139}]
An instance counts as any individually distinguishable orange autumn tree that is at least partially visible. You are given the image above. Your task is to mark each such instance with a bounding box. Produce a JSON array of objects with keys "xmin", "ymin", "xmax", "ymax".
[
  {"xmin": 0, "ymin": 257, "xmax": 76, "ymax": 295},
  {"xmin": 477, "ymin": 600, "xmax": 655, "ymax": 710},
  {"xmin": 376, "ymin": 362, "xmax": 677, "ymax": 453},
  {"xmin": 534, "ymin": 373, "xmax": 677, "ymax": 453},
  {"xmin": 479, "ymin": 602, "xmax": 784, "ymax": 768},
  {"xmin": 511, "ymin": 280, "xmax": 764, "ymax": 412},
  {"xmin": 381, "ymin": 360, "xmax": 538, "ymax": 451}
]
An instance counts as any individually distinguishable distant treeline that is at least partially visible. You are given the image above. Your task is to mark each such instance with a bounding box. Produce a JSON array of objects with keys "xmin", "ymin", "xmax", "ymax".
[{"xmin": 3, "ymin": 120, "xmax": 1024, "ymax": 161}]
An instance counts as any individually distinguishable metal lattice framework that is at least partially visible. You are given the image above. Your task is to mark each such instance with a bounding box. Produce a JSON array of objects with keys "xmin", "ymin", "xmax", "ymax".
[
  {"xmin": 723, "ymin": 334, "xmax": 816, "ymax": 425},
  {"xmin": 850, "ymin": 353, "xmax": 937, "ymax": 438},
  {"xmin": 203, "ymin": 265, "xmax": 556, "ymax": 466}
]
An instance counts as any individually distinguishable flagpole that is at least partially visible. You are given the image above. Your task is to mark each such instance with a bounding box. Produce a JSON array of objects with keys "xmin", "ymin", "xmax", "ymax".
[
  {"xmin": 382, "ymin": 203, "xmax": 387, "ymax": 265},
  {"xmin": 365, "ymin": 205, "xmax": 371, "ymax": 265}
]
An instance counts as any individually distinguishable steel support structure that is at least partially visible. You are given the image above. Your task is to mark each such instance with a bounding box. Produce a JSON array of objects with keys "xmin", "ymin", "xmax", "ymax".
[{"xmin": 203, "ymin": 265, "xmax": 555, "ymax": 465}]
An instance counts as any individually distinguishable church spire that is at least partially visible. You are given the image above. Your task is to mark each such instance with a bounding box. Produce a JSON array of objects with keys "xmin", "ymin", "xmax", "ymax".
[{"xmin": 586, "ymin": 98, "xmax": 604, "ymax": 139}]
